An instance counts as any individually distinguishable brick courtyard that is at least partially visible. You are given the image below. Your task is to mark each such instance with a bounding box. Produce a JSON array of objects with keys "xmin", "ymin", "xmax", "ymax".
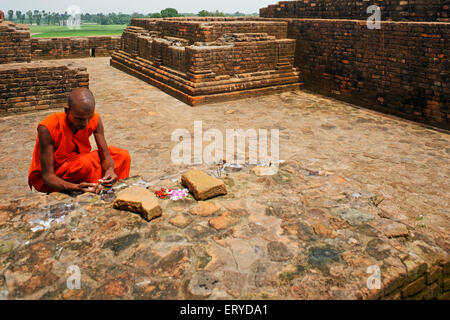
[{"xmin": 0, "ymin": 57, "xmax": 448, "ymax": 299}]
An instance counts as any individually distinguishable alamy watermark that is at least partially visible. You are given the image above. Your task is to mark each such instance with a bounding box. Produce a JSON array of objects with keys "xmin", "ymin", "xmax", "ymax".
[
  {"xmin": 367, "ymin": 5, "xmax": 381, "ymax": 30},
  {"xmin": 67, "ymin": 5, "xmax": 81, "ymax": 30},
  {"xmin": 171, "ymin": 121, "xmax": 280, "ymax": 174},
  {"xmin": 366, "ymin": 265, "xmax": 381, "ymax": 290},
  {"xmin": 66, "ymin": 265, "xmax": 81, "ymax": 290}
]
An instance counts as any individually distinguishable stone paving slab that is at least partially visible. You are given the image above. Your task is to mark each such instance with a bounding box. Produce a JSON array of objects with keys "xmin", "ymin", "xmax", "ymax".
[{"xmin": 0, "ymin": 57, "xmax": 449, "ymax": 300}]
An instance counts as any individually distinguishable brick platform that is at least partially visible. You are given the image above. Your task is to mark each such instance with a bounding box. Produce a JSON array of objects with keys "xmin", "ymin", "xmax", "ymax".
[
  {"xmin": 31, "ymin": 36, "xmax": 121, "ymax": 60},
  {"xmin": 111, "ymin": 19, "xmax": 301, "ymax": 106},
  {"xmin": 0, "ymin": 61, "xmax": 89, "ymax": 114},
  {"xmin": 0, "ymin": 21, "xmax": 31, "ymax": 64}
]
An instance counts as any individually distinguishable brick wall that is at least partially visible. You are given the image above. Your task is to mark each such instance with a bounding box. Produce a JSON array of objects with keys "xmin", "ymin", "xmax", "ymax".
[
  {"xmin": 260, "ymin": 0, "xmax": 450, "ymax": 22},
  {"xmin": 381, "ymin": 260, "xmax": 449, "ymax": 300},
  {"xmin": 0, "ymin": 61, "xmax": 89, "ymax": 114},
  {"xmin": 0, "ymin": 21, "xmax": 31, "ymax": 64},
  {"xmin": 31, "ymin": 36, "xmax": 121, "ymax": 60},
  {"xmin": 186, "ymin": 34, "xmax": 295, "ymax": 77},
  {"xmin": 131, "ymin": 18, "xmax": 289, "ymax": 43},
  {"xmin": 286, "ymin": 19, "xmax": 449, "ymax": 129}
]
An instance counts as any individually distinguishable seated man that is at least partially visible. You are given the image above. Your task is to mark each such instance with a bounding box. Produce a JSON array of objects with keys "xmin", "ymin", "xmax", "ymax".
[
  {"xmin": 0, "ymin": 10, "xmax": 4, "ymax": 21},
  {"xmin": 28, "ymin": 88, "xmax": 131, "ymax": 194}
]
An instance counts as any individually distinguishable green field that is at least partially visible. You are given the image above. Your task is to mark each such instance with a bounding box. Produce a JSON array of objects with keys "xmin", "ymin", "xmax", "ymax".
[{"xmin": 30, "ymin": 25, "xmax": 126, "ymax": 38}]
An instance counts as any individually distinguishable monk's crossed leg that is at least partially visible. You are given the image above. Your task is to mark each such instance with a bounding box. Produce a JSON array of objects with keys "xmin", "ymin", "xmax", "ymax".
[{"xmin": 55, "ymin": 146, "xmax": 131, "ymax": 184}]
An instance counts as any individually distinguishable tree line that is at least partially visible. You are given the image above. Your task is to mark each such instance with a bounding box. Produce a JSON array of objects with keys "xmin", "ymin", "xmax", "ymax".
[{"xmin": 5, "ymin": 8, "xmax": 257, "ymax": 26}]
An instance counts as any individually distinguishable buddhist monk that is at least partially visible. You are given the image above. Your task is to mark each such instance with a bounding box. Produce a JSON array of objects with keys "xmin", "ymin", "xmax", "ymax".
[
  {"xmin": 28, "ymin": 88, "xmax": 131, "ymax": 194},
  {"xmin": 0, "ymin": 10, "xmax": 5, "ymax": 21}
]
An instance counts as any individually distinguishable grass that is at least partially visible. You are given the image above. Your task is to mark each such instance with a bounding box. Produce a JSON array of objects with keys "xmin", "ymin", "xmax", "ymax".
[{"xmin": 30, "ymin": 25, "xmax": 126, "ymax": 38}]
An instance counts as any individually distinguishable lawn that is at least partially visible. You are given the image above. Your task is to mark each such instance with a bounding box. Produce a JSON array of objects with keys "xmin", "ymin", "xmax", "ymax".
[{"xmin": 30, "ymin": 25, "xmax": 126, "ymax": 38}]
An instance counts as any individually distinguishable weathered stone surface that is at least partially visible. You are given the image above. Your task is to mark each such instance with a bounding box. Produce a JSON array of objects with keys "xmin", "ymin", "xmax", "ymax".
[
  {"xmin": 191, "ymin": 201, "xmax": 221, "ymax": 217},
  {"xmin": 308, "ymin": 247, "xmax": 340, "ymax": 267},
  {"xmin": 113, "ymin": 186, "xmax": 162, "ymax": 221},
  {"xmin": 209, "ymin": 211, "xmax": 239, "ymax": 231},
  {"xmin": 0, "ymin": 48, "xmax": 449, "ymax": 300},
  {"xmin": 267, "ymin": 241, "xmax": 293, "ymax": 262},
  {"xmin": 402, "ymin": 276, "xmax": 426, "ymax": 298},
  {"xmin": 169, "ymin": 214, "xmax": 192, "ymax": 228},
  {"xmin": 312, "ymin": 223, "xmax": 338, "ymax": 239},
  {"xmin": 251, "ymin": 166, "xmax": 278, "ymax": 176},
  {"xmin": 332, "ymin": 176, "xmax": 347, "ymax": 185},
  {"xmin": 187, "ymin": 271, "xmax": 219, "ymax": 298},
  {"xmin": 371, "ymin": 219, "xmax": 409, "ymax": 238},
  {"xmin": 181, "ymin": 169, "xmax": 227, "ymax": 201}
]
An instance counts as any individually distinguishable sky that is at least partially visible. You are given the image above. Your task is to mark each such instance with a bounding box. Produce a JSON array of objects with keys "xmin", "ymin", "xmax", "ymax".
[{"xmin": 1, "ymin": 0, "xmax": 277, "ymax": 14}]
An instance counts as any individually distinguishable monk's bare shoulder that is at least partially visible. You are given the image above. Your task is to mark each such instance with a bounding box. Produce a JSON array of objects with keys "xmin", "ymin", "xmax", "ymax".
[
  {"xmin": 37, "ymin": 125, "xmax": 53, "ymax": 146},
  {"xmin": 95, "ymin": 116, "xmax": 105, "ymax": 135}
]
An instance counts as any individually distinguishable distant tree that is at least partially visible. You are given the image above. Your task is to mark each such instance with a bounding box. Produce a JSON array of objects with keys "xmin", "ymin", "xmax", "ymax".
[
  {"xmin": 83, "ymin": 13, "xmax": 91, "ymax": 23},
  {"xmin": 61, "ymin": 11, "xmax": 69, "ymax": 26},
  {"xmin": 54, "ymin": 13, "xmax": 61, "ymax": 25},
  {"xmin": 8, "ymin": 10, "xmax": 14, "ymax": 21},
  {"xmin": 198, "ymin": 10, "xmax": 210, "ymax": 17},
  {"xmin": 42, "ymin": 11, "xmax": 47, "ymax": 25},
  {"xmin": 198, "ymin": 10, "xmax": 225, "ymax": 17},
  {"xmin": 150, "ymin": 13, "xmax": 162, "ymax": 18},
  {"xmin": 33, "ymin": 10, "xmax": 42, "ymax": 25},
  {"xmin": 15, "ymin": 11, "xmax": 22, "ymax": 23},
  {"xmin": 26, "ymin": 10, "xmax": 33, "ymax": 24},
  {"xmin": 46, "ymin": 12, "xmax": 52, "ymax": 25},
  {"xmin": 160, "ymin": 8, "xmax": 178, "ymax": 18}
]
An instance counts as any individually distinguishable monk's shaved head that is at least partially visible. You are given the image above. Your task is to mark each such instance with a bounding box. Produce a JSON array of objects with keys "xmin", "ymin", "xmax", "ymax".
[
  {"xmin": 65, "ymin": 88, "xmax": 96, "ymax": 132},
  {"xmin": 68, "ymin": 87, "xmax": 95, "ymax": 113}
]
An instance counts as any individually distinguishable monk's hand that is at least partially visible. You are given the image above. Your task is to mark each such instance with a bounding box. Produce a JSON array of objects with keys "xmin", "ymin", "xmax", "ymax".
[
  {"xmin": 101, "ymin": 170, "xmax": 118, "ymax": 187},
  {"xmin": 77, "ymin": 182, "xmax": 102, "ymax": 194}
]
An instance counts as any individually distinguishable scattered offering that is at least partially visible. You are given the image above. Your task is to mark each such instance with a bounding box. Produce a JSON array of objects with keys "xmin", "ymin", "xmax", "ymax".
[{"xmin": 155, "ymin": 188, "xmax": 190, "ymax": 201}]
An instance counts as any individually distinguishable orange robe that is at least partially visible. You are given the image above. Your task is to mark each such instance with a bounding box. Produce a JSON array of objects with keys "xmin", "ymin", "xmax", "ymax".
[{"xmin": 28, "ymin": 112, "xmax": 131, "ymax": 193}]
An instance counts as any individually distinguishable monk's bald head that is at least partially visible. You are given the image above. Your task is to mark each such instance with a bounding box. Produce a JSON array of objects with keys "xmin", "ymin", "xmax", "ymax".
[
  {"xmin": 68, "ymin": 87, "xmax": 95, "ymax": 113},
  {"xmin": 65, "ymin": 88, "xmax": 96, "ymax": 132}
]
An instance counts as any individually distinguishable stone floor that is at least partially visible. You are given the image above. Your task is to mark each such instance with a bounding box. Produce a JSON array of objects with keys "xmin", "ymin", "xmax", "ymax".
[{"xmin": 0, "ymin": 57, "xmax": 449, "ymax": 300}]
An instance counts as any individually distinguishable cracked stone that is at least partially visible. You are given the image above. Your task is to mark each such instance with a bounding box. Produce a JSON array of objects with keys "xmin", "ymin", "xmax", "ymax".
[
  {"xmin": 251, "ymin": 166, "xmax": 277, "ymax": 176},
  {"xmin": 267, "ymin": 241, "xmax": 293, "ymax": 262},
  {"xmin": 113, "ymin": 186, "xmax": 162, "ymax": 221},
  {"xmin": 332, "ymin": 176, "xmax": 347, "ymax": 185},
  {"xmin": 335, "ymin": 208, "xmax": 374, "ymax": 226},
  {"xmin": 181, "ymin": 169, "xmax": 227, "ymax": 201},
  {"xmin": 191, "ymin": 201, "xmax": 221, "ymax": 217},
  {"xmin": 209, "ymin": 211, "xmax": 239, "ymax": 231},
  {"xmin": 188, "ymin": 271, "xmax": 219, "ymax": 298},
  {"xmin": 308, "ymin": 247, "xmax": 340, "ymax": 267},
  {"xmin": 312, "ymin": 223, "xmax": 338, "ymax": 239},
  {"xmin": 366, "ymin": 239, "xmax": 392, "ymax": 260},
  {"xmin": 169, "ymin": 214, "xmax": 192, "ymax": 228},
  {"xmin": 371, "ymin": 218, "xmax": 409, "ymax": 238},
  {"xmin": 103, "ymin": 233, "xmax": 140, "ymax": 256}
]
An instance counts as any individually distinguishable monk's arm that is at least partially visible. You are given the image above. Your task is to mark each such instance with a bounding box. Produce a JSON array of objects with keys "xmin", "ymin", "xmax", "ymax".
[
  {"xmin": 38, "ymin": 126, "xmax": 97, "ymax": 193},
  {"xmin": 94, "ymin": 117, "xmax": 117, "ymax": 185}
]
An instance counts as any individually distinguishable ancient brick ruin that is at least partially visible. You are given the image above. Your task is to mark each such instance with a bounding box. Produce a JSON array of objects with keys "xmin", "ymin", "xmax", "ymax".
[
  {"xmin": 260, "ymin": 0, "xmax": 450, "ymax": 21},
  {"xmin": 108, "ymin": 2, "xmax": 449, "ymax": 129},
  {"xmin": 258, "ymin": 0, "xmax": 450, "ymax": 130},
  {"xmin": 0, "ymin": 21, "xmax": 31, "ymax": 64},
  {"xmin": 0, "ymin": 61, "xmax": 88, "ymax": 114},
  {"xmin": 31, "ymin": 36, "xmax": 121, "ymax": 60},
  {"xmin": 0, "ymin": 21, "xmax": 92, "ymax": 114},
  {"xmin": 110, "ymin": 17, "xmax": 301, "ymax": 106}
]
